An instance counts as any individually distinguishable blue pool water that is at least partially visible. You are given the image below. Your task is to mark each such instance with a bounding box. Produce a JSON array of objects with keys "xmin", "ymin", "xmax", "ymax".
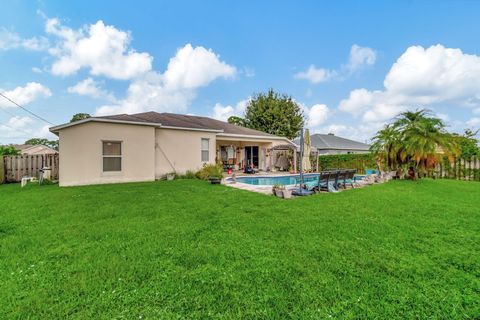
[
  {"xmin": 233, "ymin": 173, "xmax": 366, "ymax": 186},
  {"xmin": 234, "ymin": 174, "xmax": 319, "ymax": 186}
]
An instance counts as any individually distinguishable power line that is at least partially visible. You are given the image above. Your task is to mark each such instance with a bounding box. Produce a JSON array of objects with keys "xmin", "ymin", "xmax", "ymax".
[{"xmin": 0, "ymin": 92, "xmax": 53, "ymax": 125}]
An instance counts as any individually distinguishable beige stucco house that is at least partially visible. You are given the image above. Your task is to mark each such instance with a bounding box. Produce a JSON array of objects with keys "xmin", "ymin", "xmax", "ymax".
[{"xmin": 50, "ymin": 112, "xmax": 294, "ymax": 186}]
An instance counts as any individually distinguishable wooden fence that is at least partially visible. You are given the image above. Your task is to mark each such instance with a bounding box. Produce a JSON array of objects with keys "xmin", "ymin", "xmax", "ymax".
[
  {"xmin": 428, "ymin": 156, "xmax": 480, "ymax": 181},
  {"xmin": 1, "ymin": 154, "xmax": 59, "ymax": 183},
  {"xmin": 315, "ymin": 155, "xmax": 480, "ymax": 181}
]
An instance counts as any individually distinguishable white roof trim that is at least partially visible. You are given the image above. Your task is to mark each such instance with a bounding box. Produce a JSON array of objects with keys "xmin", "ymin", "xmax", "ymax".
[{"xmin": 50, "ymin": 118, "xmax": 162, "ymax": 133}]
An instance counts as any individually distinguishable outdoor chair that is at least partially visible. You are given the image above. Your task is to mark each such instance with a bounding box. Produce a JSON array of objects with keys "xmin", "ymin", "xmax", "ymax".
[
  {"xmin": 333, "ymin": 170, "xmax": 345, "ymax": 190},
  {"xmin": 342, "ymin": 169, "xmax": 357, "ymax": 188}
]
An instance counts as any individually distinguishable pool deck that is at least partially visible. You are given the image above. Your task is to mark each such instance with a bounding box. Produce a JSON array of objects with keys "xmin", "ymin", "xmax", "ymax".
[
  {"xmin": 221, "ymin": 171, "xmax": 368, "ymax": 196},
  {"xmin": 221, "ymin": 171, "xmax": 315, "ymax": 195}
]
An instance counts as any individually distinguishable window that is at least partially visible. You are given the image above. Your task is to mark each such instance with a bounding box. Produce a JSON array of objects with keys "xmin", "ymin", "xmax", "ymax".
[
  {"xmin": 201, "ymin": 138, "xmax": 209, "ymax": 162},
  {"xmin": 103, "ymin": 141, "xmax": 122, "ymax": 172}
]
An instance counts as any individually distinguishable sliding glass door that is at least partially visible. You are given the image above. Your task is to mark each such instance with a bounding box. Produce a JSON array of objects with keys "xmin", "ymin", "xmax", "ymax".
[{"xmin": 245, "ymin": 146, "xmax": 259, "ymax": 168}]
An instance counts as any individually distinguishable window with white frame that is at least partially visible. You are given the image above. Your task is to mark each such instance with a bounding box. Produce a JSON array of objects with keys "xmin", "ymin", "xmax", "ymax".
[
  {"xmin": 102, "ymin": 141, "xmax": 122, "ymax": 172},
  {"xmin": 201, "ymin": 138, "xmax": 209, "ymax": 162}
]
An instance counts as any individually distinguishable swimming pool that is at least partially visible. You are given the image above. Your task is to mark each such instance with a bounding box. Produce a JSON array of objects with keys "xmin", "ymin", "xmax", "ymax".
[
  {"xmin": 233, "ymin": 174, "xmax": 320, "ymax": 186},
  {"xmin": 231, "ymin": 173, "xmax": 366, "ymax": 186}
]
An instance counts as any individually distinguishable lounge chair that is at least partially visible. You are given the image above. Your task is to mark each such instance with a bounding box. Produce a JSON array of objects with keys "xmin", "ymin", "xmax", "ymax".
[
  {"xmin": 336, "ymin": 170, "xmax": 347, "ymax": 189},
  {"xmin": 342, "ymin": 169, "xmax": 357, "ymax": 189}
]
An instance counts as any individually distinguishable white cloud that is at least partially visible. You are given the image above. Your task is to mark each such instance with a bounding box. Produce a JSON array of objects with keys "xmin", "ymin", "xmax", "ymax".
[
  {"xmin": 211, "ymin": 99, "xmax": 248, "ymax": 121},
  {"xmin": 243, "ymin": 67, "xmax": 255, "ymax": 78},
  {"xmin": 32, "ymin": 67, "xmax": 43, "ymax": 73},
  {"xmin": 67, "ymin": 78, "xmax": 115, "ymax": 101},
  {"xmin": 163, "ymin": 44, "xmax": 236, "ymax": 90},
  {"xmin": 0, "ymin": 28, "xmax": 49, "ymax": 51},
  {"xmin": 96, "ymin": 44, "xmax": 237, "ymax": 115},
  {"xmin": 295, "ymin": 45, "xmax": 376, "ymax": 84},
  {"xmin": 0, "ymin": 116, "xmax": 55, "ymax": 141},
  {"xmin": 0, "ymin": 82, "xmax": 52, "ymax": 108},
  {"xmin": 46, "ymin": 19, "xmax": 153, "ymax": 80},
  {"xmin": 307, "ymin": 104, "xmax": 329, "ymax": 127},
  {"xmin": 346, "ymin": 44, "xmax": 376, "ymax": 72},
  {"xmin": 466, "ymin": 117, "xmax": 480, "ymax": 127},
  {"xmin": 7, "ymin": 116, "xmax": 33, "ymax": 128},
  {"xmin": 339, "ymin": 44, "xmax": 480, "ymax": 123},
  {"xmin": 294, "ymin": 65, "xmax": 336, "ymax": 84}
]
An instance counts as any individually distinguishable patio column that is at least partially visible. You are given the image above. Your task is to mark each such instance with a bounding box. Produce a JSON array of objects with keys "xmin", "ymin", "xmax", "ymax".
[{"xmin": 293, "ymin": 150, "xmax": 297, "ymax": 173}]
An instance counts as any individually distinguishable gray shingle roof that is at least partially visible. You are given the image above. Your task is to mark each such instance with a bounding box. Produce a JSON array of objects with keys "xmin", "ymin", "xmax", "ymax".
[
  {"xmin": 97, "ymin": 112, "xmax": 277, "ymax": 137},
  {"xmin": 295, "ymin": 133, "xmax": 370, "ymax": 151}
]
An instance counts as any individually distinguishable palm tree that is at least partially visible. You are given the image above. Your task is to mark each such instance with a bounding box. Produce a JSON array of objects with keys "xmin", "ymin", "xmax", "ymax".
[
  {"xmin": 370, "ymin": 124, "xmax": 403, "ymax": 170},
  {"xmin": 371, "ymin": 109, "xmax": 459, "ymax": 178}
]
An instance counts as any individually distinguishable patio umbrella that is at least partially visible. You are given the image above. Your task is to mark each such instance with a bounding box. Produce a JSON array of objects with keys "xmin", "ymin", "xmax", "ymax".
[
  {"xmin": 292, "ymin": 128, "xmax": 313, "ymax": 196},
  {"xmin": 302, "ymin": 129, "xmax": 312, "ymax": 172}
]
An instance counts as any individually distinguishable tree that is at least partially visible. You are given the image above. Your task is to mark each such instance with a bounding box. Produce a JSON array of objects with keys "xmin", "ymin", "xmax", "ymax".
[
  {"xmin": 232, "ymin": 89, "xmax": 305, "ymax": 139},
  {"xmin": 453, "ymin": 129, "xmax": 479, "ymax": 158},
  {"xmin": 227, "ymin": 116, "xmax": 246, "ymax": 127},
  {"xmin": 0, "ymin": 145, "xmax": 20, "ymax": 156},
  {"xmin": 370, "ymin": 109, "xmax": 459, "ymax": 177},
  {"xmin": 24, "ymin": 138, "xmax": 59, "ymax": 150},
  {"xmin": 70, "ymin": 113, "xmax": 91, "ymax": 123}
]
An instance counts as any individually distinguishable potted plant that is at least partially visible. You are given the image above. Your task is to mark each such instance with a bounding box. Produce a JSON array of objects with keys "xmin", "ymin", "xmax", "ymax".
[
  {"xmin": 272, "ymin": 184, "xmax": 285, "ymax": 198},
  {"xmin": 208, "ymin": 175, "xmax": 222, "ymax": 184},
  {"xmin": 288, "ymin": 166, "xmax": 294, "ymax": 174},
  {"xmin": 166, "ymin": 172, "xmax": 176, "ymax": 181}
]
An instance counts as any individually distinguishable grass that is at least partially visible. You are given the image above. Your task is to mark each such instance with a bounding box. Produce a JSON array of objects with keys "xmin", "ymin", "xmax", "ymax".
[{"xmin": 0, "ymin": 179, "xmax": 479, "ymax": 319}]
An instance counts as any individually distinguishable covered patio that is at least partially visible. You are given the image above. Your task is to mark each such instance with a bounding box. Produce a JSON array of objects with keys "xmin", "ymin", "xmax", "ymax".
[{"xmin": 216, "ymin": 139, "xmax": 319, "ymax": 174}]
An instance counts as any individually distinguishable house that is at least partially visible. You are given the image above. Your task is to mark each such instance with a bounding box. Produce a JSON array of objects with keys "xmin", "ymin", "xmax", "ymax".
[
  {"xmin": 295, "ymin": 133, "xmax": 370, "ymax": 155},
  {"xmin": 50, "ymin": 112, "xmax": 294, "ymax": 186},
  {"xmin": 12, "ymin": 144, "xmax": 58, "ymax": 155}
]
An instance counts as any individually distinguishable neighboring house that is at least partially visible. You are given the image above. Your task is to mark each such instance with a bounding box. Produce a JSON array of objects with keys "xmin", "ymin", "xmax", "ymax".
[
  {"xmin": 50, "ymin": 112, "xmax": 293, "ymax": 186},
  {"xmin": 12, "ymin": 144, "xmax": 58, "ymax": 155},
  {"xmin": 295, "ymin": 133, "xmax": 371, "ymax": 155}
]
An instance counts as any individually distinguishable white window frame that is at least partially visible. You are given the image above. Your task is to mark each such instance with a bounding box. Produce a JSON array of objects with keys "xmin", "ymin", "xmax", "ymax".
[
  {"xmin": 102, "ymin": 140, "xmax": 122, "ymax": 172},
  {"xmin": 201, "ymin": 138, "xmax": 209, "ymax": 162}
]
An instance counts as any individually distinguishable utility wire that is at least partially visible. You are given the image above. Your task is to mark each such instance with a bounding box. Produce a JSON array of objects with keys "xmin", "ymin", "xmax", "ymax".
[{"xmin": 0, "ymin": 92, "xmax": 53, "ymax": 125}]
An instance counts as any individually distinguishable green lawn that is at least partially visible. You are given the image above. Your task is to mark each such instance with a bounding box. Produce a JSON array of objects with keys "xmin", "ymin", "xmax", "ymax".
[{"xmin": 0, "ymin": 179, "xmax": 479, "ymax": 319}]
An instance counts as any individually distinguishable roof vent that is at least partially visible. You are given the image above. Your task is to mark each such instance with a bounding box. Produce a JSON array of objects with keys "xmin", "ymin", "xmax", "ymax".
[{"xmin": 328, "ymin": 133, "xmax": 335, "ymax": 136}]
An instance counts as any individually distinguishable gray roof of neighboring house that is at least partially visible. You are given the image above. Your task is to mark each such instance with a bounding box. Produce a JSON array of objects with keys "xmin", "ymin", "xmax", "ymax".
[
  {"xmin": 295, "ymin": 133, "xmax": 370, "ymax": 151},
  {"xmin": 97, "ymin": 112, "xmax": 278, "ymax": 137}
]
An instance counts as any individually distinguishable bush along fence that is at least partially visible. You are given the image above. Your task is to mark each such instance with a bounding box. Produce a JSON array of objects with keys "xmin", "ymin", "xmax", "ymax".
[
  {"xmin": 315, "ymin": 153, "xmax": 479, "ymax": 181},
  {"xmin": 1, "ymin": 154, "xmax": 59, "ymax": 183},
  {"xmin": 317, "ymin": 153, "xmax": 377, "ymax": 174},
  {"xmin": 427, "ymin": 156, "xmax": 480, "ymax": 181}
]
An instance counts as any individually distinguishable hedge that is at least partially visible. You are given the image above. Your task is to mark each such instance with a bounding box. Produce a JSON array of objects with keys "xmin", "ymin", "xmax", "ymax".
[{"xmin": 317, "ymin": 153, "xmax": 376, "ymax": 173}]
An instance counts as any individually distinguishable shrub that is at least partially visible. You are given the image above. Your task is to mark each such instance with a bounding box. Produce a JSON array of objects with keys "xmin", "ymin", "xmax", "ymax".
[
  {"xmin": 318, "ymin": 153, "xmax": 376, "ymax": 173},
  {"xmin": 177, "ymin": 170, "xmax": 197, "ymax": 180},
  {"xmin": 195, "ymin": 164, "xmax": 223, "ymax": 180},
  {"xmin": 0, "ymin": 146, "xmax": 20, "ymax": 156}
]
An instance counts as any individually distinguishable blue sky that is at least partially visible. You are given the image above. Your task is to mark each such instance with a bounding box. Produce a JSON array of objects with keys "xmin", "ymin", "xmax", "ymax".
[{"xmin": 1, "ymin": 0, "xmax": 480, "ymax": 143}]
